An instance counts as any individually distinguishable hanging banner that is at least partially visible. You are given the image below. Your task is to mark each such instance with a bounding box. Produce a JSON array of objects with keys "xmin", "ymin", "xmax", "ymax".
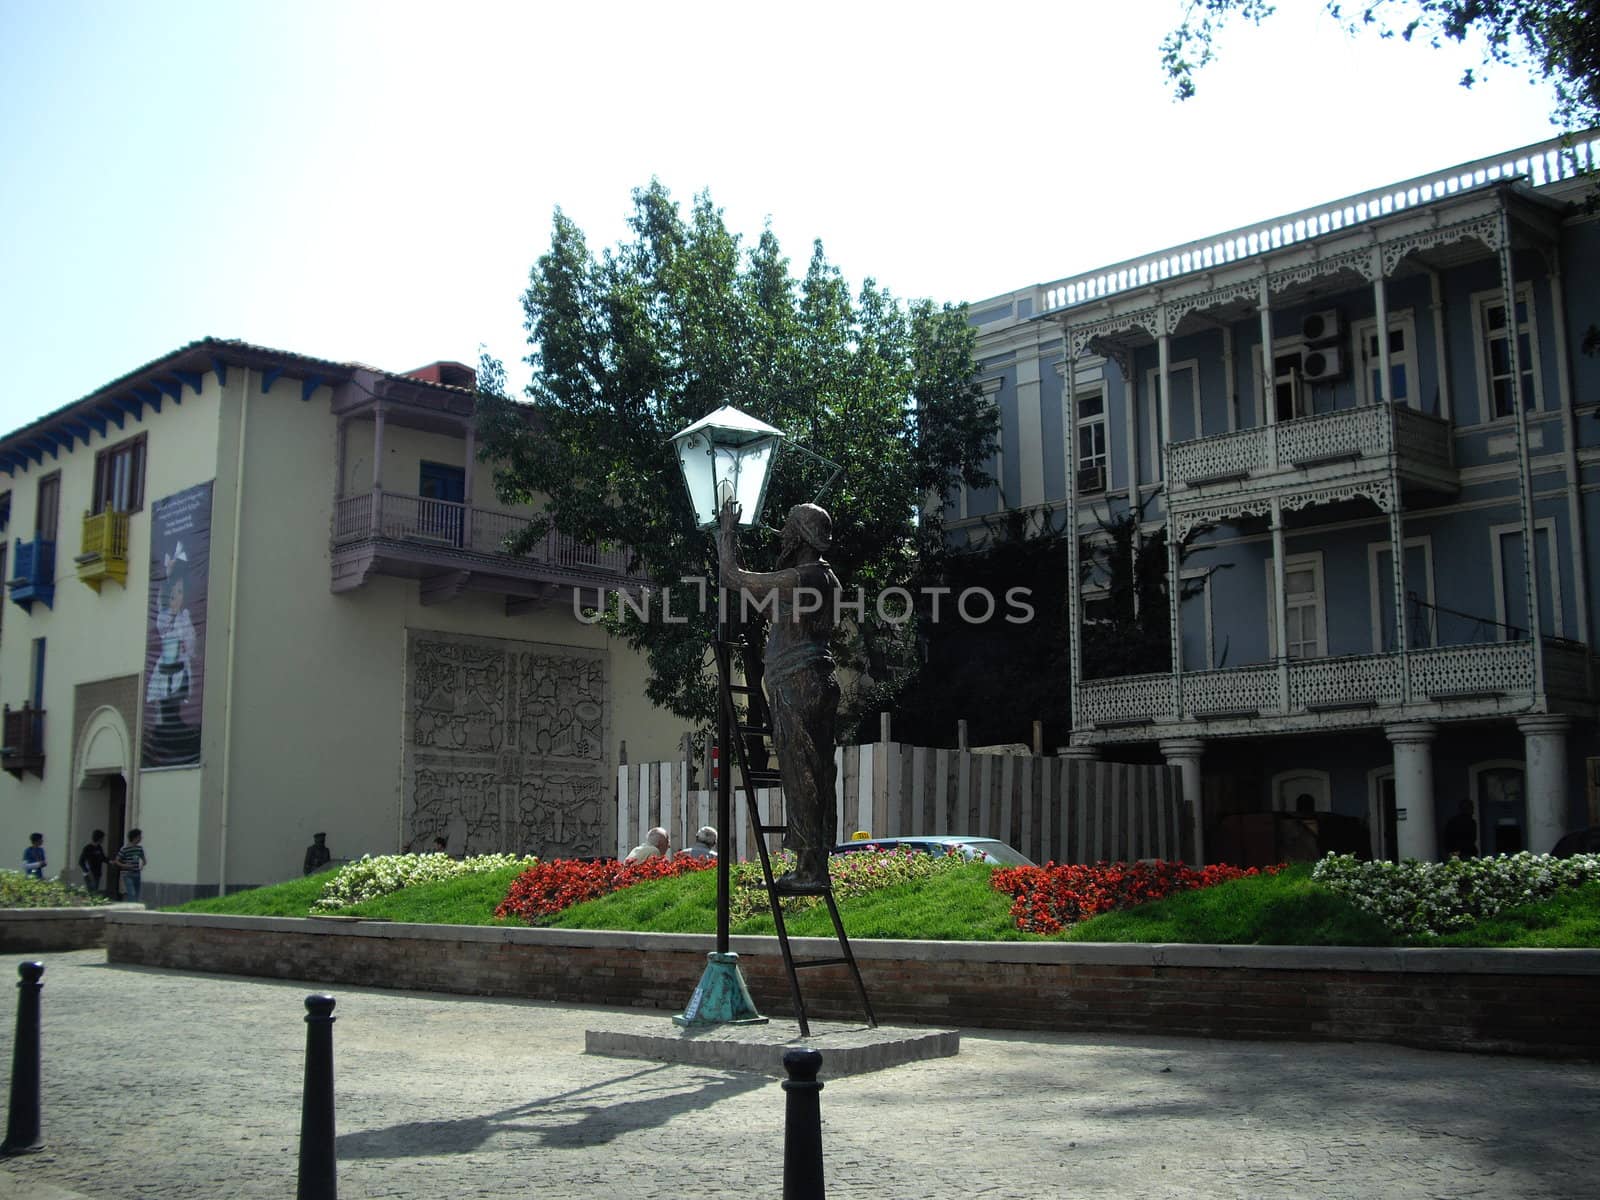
[{"xmin": 141, "ymin": 481, "xmax": 214, "ymax": 768}]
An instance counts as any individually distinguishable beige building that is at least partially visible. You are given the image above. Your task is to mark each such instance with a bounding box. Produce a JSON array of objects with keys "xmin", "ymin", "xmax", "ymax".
[{"xmin": 0, "ymin": 339, "xmax": 685, "ymax": 903}]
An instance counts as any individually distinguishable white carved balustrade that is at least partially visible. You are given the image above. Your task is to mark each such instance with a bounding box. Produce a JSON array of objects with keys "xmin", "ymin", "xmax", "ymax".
[
  {"xmin": 1078, "ymin": 673, "xmax": 1173, "ymax": 725},
  {"xmin": 1074, "ymin": 640, "xmax": 1589, "ymax": 734},
  {"xmin": 1182, "ymin": 664, "xmax": 1279, "ymax": 714},
  {"xmin": 1041, "ymin": 134, "xmax": 1598, "ymax": 314},
  {"xmin": 1276, "ymin": 405, "xmax": 1390, "ymax": 466},
  {"xmin": 1390, "ymin": 407, "xmax": 1454, "ymax": 473},
  {"xmin": 1287, "ymin": 653, "xmax": 1404, "ymax": 709},
  {"xmin": 1167, "ymin": 427, "xmax": 1268, "ymax": 485},
  {"xmin": 1409, "ymin": 641, "xmax": 1535, "ymax": 698}
]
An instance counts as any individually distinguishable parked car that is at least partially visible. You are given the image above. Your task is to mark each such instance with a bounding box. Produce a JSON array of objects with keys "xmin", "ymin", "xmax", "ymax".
[{"xmin": 830, "ymin": 836, "xmax": 1035, "ymax": 867}]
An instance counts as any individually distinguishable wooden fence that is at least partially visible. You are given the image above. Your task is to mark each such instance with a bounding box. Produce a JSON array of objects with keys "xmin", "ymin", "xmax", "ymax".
[{"xmin": 617, "ymin": 742, "xmax": 1186, "ymax": 865}]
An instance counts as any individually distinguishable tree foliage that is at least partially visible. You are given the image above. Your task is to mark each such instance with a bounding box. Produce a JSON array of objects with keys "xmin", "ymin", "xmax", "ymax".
[
  {"xmin": 1079, "ymin": 501, "xmax": 1225, "ymax": 681},
  {"xmin": 890, "ymin": 508, "xmax": 1074, "ymax": 749},
  {"xmin": 1162, "ymin": 1, "xmax": 1600, "ymax": 132},
  {"xmin": 476, "ymin": 183, "xmax": 996, "ymax": 731}
]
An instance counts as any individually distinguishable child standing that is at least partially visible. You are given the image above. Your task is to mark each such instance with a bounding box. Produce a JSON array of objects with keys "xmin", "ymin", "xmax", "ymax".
[{"xmin": 21, "ymin": 833, "xmax": 45, "ymax": 880}]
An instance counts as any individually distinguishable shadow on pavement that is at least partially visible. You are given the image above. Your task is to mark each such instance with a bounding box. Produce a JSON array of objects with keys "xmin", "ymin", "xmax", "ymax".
[{"xmin": 336, "ymin": 1062, "xmax": 770, "ymax": 1158}]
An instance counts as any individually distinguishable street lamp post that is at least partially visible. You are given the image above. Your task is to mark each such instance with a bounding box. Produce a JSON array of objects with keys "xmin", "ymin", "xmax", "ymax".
[{"xmin": 668, "ymin": 405, "xmax": 785, "ymax": 1027}]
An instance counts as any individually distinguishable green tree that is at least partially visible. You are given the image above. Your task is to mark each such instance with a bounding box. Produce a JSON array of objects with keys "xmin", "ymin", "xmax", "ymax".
[
  {"xmin": 476, "ymin": 182, "xmax": 996, "ymax": 733},
  {"xmin": 1161, "ymin": 1, "xmax": 1600, "ymax": 131}
]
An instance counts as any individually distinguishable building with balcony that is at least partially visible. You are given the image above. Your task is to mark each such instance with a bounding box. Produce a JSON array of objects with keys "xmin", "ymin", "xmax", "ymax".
[
  {"xmin": 961, "ymin": 133, "xmax": 1600, "ymax": 863},
  {"xmin": 0, "ymin": 339, "xmax": 686, "ymax": 903}
]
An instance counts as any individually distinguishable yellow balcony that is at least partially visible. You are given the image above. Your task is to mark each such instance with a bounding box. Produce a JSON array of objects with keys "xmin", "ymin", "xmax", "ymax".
[{"xmin": 75, "ymin": 510, "xmax": 130, "ymax": 592}]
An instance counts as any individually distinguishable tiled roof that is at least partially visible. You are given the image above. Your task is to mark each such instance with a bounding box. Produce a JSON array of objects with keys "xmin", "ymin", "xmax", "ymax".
[{"xmin": 0, "ymin": 337, "xmax": 477, "ymax": 470}]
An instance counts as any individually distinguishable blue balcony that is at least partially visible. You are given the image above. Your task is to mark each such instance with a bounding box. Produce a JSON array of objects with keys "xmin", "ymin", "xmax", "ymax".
[{"xmin": 8, "ymin": 537, "xmax": 56, "ymax": 612}]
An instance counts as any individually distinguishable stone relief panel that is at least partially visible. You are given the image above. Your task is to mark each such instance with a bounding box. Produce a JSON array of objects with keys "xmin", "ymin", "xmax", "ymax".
[{"xmin": 404, "ymin": 632, "xmax": 610, "ymax": 858}]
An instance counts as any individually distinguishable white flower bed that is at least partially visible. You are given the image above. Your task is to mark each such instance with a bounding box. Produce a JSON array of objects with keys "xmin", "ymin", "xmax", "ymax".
[
  {"xmin": 312, "ymin": 853, "xmax": 534, "ymax": 914},
  {"xmin": 1312, "ymin": 851, "xmax": 1600, "ymax": 938}
]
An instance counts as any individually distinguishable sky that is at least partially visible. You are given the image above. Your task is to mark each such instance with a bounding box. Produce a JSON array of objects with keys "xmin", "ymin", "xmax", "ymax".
[{"xmin": 0, "ymin": 0, "xmax": 1567, "ymax": 432}]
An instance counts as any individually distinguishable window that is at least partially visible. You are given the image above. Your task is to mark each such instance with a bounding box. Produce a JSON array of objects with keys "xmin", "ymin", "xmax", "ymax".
[
  {"xmin": 92, "ymin": 435, "xmax": 146, "ymax": 514},
  {"xmin": 1266, "ymin": 552, "xmax": 1326, "ymax": 659},
  {"xmin": 1354, "ymin": 313, "xmax": 1415, "ymax": 407},
  {"xmin": 1250, "ymin": 342, "xmax": 1309, "ymax": 425},
  {"xmin": 1272, "ymin": 351, "xmax": 1306, "ymax": 422},
  {"xmin": 1144, "ymin": 362, "xmax": 1200, "ymax": 481},
  {"xmin": 1474, "ymin": 287, "xmax": 1539, "ymax": 419},
  {"xmin": 1368, "ymin": 536, "xmax": 1435, "ymax": 653},
  {"xmin": 35, "ymin": 473, "xmax": 59, "ymax": 542},
  {"xmin": 29, "ymin": 637, "xmax": 45, "ymax": 708},
  {"xmin": 1490, "ymin": 519, "xmax": 1561, "ymax": 640},
  {"xmin": 1082, "ymin": 589, "xmax": 1114, "ymax": 626},
  {"xmin": 1075, "ymin": 390, "xmax": 1107, "ymax": 493}
]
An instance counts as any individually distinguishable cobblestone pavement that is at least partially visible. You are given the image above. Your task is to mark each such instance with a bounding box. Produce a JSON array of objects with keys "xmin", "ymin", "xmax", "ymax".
[{"xmin": 0, "ymin": 951, "xmax": 1596, "ymax": 1198}]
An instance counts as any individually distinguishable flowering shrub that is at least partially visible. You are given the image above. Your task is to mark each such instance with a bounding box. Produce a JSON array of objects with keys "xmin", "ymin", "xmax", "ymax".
[
  {"xmin": 1312, "ymin": 851, "xmax": 1600, "ymax": 938},
  {"xmin": 990, "ymin": 860, "xmax": 1277, "ymax": 934},
  {"xmin": 495, "ymin": 855, "xmax": 715, "ymax": 923},
  {"xmin": 313, "ymin": 853, "xmax": 534, "ymax": 913},
  {"xmin": 0, "ymin": 871, "xmax": 110, "ymax": 909},
  {"xmin": 729, "ymin": 847, "xmax": 969, "ymax": 923}
]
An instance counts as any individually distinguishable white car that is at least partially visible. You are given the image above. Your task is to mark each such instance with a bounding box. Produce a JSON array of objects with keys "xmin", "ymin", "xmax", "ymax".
[{"xmin": 830, "ymin": 836, "xmax": 1035, "ymax": 867}]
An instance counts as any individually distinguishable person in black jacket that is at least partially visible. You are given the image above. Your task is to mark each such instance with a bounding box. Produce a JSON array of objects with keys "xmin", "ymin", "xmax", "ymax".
[{"xmin": 79, "ymin": 829, "xmax": 108, "ymax": 893}]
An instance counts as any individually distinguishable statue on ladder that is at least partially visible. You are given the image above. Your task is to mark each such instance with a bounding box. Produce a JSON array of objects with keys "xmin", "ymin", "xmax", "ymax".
[{"xmin": 719, "ymin": 500, "xmax": 840, "ymax": 893}]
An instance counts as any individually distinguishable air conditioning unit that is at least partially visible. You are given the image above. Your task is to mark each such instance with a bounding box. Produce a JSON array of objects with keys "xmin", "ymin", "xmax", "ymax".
[
  {"xmin": 1301, "ymin": 309, "xmax": 1342, "ymax": 343},
  {"xmin": 1076, "ymin": 464, "xmax": 1107, "ymax": 494},
  {"xmin": 1301, "ymin": 346, "xmax": 1344, "ymax": 382}
]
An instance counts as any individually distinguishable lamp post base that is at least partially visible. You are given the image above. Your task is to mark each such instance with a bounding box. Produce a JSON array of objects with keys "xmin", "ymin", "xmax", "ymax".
[{"xmin": 673, "ymin": 952, "xmax": 769, "ymax": 1028}]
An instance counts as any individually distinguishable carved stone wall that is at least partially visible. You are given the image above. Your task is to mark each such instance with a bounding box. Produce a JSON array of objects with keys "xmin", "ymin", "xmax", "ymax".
[{"xmin": 404, "ymin": 631, "xmax": 610, "ymax": 858}]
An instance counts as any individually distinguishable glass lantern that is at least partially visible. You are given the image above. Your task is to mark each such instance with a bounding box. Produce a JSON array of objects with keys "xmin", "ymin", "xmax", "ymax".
[{"xmin": 669, "ymin": 405, "xmax": 786, "ymax": 529}]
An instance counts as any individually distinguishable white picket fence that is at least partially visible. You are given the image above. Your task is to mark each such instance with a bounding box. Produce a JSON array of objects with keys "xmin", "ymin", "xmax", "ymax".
[{"xmin": 617, "ymin": 742, "xmax": 1185, "ymax": 864}]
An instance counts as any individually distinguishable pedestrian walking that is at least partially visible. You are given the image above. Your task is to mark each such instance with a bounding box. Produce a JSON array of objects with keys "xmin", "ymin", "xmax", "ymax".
[
  {"xmin": 115, "ymin": 829, "xmax": 148, "ymax": 901},
  {"xmin": 78, "ymin": 829, "xmax": 107, "ymax": 892}
]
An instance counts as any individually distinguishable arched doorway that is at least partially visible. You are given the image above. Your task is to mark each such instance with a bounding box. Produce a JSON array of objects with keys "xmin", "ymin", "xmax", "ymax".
[
  {"xmin": 1470, "ymin": 760, "xmax": 1526, "ymax": 854},
  {"xmin": 73, "ymin": 707, "xmax": 133, "ymax": 894},
  {"xmin": 1271, "ymin": 769, "xmax": 1331, "ymax": 814}
]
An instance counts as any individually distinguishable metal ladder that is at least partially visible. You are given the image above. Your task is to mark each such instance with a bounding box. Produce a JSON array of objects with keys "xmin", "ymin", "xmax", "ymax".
[{"xmin": 715, "ymin": 637, "xmax": 876, "ymax": 1037}]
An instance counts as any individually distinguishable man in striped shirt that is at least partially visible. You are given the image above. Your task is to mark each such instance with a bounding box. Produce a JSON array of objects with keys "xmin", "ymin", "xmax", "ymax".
[{"xmin": 116, "ymin": 830, "xmax": 148, "ymax": 902}]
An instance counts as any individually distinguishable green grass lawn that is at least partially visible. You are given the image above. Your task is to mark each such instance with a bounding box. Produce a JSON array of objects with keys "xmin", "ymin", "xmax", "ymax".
[
  {"xmin": 167, "ymin": 860, "xmax": 1600, "ymax": 948},
  {"xmin": 1061, "ymin": 864, "xmax": 1401, "ymax": 946},
  {"xmin": 535, "ymin": 863, "xmax": 1030, "ymax": 940}
]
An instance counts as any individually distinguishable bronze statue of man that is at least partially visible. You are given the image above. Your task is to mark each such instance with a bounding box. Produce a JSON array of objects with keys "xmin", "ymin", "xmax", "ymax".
[{"xmin": 719, "ymin": 500, "xmax": 840, "ymax": 893}]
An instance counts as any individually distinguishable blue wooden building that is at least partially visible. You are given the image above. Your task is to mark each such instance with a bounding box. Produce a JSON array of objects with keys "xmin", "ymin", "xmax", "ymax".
[{"xmin": 961, "ymin": 133, "xmax": 1600, "ymax": 863}]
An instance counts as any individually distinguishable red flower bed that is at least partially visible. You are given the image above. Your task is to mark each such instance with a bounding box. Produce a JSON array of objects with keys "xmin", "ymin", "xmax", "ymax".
[
  {"xmin": 990, "ymin": 860, "xmax": 1279, "ymax": 934},
  {"xmin": 495, "ymin": 855, "xmax": 715, "ymax": 923}
]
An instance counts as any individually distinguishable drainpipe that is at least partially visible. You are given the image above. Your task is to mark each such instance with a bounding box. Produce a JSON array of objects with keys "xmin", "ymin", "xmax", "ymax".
[
  {"xmin": 1499, "ymin": 209, "xmax": 1545, "ymax": 697},
  {"xmin": 1549, "ymin": 261, "xmax": 1588, "ymax": 645},
  {"xmin": 1064, "ymin": 332, "xmax": 1083, "ymax": 737},
  {"xmin": 217, "ymin": 367, "xmax": 251, "ymax": 895}
]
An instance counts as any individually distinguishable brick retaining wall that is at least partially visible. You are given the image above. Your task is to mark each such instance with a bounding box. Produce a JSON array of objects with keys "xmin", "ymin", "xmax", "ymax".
[
  {"xmin": 1, "ymin": 905, "xmax": 144, "ymax": 953},
  {"xmin": 103, "ymin": 912, "xmax": 1600, "ymax": 1058}
]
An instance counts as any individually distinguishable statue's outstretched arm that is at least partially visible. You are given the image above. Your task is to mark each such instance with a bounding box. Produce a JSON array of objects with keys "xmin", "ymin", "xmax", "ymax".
[{"xmin": 718, "ymin": 503, "xmax": 800, "ymax": 597}]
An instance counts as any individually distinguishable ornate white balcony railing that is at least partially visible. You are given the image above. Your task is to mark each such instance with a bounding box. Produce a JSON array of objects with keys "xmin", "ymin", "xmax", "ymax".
[
  {"xmin": 1166, "ymin": 404, "xmax": 1454, "ymax": 497},
  {"xmin": 1288, "ymin": 652, "xmax": 1404, "ymax": 709},
  {"xmin": 1409, "ymin": 641, "xmax": 1535, "ymax": 698},
  {"xmin": 1183, "ymin": 664, "xmax": 1278, "ymax": 715},
  {"xmin": 1077, "ymin": 640, "xmax": 1577, "ymax": 731},
  {"xmin": 1041, "ymin": 133, "xmax": 1599, "ymax": 313}
]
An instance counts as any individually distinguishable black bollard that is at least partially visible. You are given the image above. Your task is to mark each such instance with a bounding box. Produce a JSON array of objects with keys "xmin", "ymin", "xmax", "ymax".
[
  {"xmin": 781, "ymin": 1048, "xmax": 825, "ymax": 1200},
  {"xmin": 1, "ymin": 962, "xmax": 44, "ymax": 1156},
  {"xmin": 297, "ymin": 993, "xmax": 337, "ymax": 1200}
]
